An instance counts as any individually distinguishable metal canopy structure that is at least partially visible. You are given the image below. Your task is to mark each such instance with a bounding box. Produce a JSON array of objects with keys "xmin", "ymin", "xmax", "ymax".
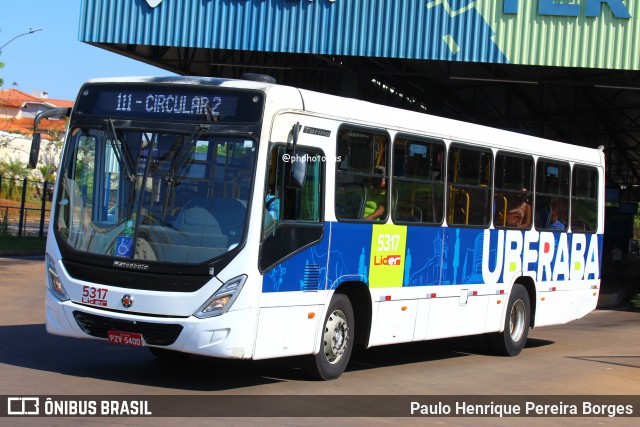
[{"xmin": 80, "ymin": 0, "xmax": 640, "ymax": 201}]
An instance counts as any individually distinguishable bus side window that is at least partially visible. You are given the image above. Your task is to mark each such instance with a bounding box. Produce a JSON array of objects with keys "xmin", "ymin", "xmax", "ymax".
[
  {"xmin": 494, "ymin": 153, "xmax": 533, "ymax": 229},
  {"xmin": 571, "ymin": 166, "xmax": 598, "ymax": 233},
  {"xmin": 535, "ymin": 160, "xmax": 570, "ymax": 231},
  {"xmin": 259, "ymin": 144, "xmax": 325, "ymax": 272},
  {"xmin": 392, "ymin": 136, "xmax": 445, "ymax": 224},
  {"xmin": 447, "ymin": 144, "xmax": 492, "ymax": 227},
  {"xmin": 335, "ymin": 127, "xmax": 389, "ymax": 221}
]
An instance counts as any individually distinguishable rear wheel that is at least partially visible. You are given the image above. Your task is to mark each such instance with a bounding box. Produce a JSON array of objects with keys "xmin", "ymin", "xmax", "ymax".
[
  {"xmin": 489, "ymin": 284, "xmax": 530, "ymax": 356},
  {"xmin": 304, "ymin": 294, "xmax": 354, "ymax": 380}
]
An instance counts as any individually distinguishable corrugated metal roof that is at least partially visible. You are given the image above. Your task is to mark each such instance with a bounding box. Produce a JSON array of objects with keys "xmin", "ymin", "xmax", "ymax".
[
  {"xmin": 79, "ymin": 0, "xmax": 507, "ymax": 63},
  {"xmin": 480, "ymin": 0, "xmax": 640, "ymax": 70},
  {"xmin": 79, "ymin": 0, "xmax": 640, "ymax": 70}
]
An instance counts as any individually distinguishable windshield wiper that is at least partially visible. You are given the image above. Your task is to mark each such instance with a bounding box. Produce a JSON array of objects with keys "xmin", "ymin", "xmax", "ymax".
[
  {"xmin": 162, "ymin": 124, "xmax": 210, "ymax": 219},
  {"xmin": 105, "ymin": 119, "xmax": 136, "ymax": 182}
]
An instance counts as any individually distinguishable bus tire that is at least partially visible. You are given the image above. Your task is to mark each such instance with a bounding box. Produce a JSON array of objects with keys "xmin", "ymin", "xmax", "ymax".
[
  {"xmin": 489, "ymin": 284, "xmax": 530, "ymax": 356},
  {"xmin": 149, "ymin": 347, "xmax": 191, "ymax": 362},
  {"xmin": 305, "ymin": 294, "xmax": 354, "ymax": 380}
]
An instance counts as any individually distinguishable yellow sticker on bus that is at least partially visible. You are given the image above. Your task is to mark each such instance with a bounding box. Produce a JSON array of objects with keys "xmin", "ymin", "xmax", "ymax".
[{"xmin": 369, "ymin": 224, "xmax": 408, "ymax": 288}]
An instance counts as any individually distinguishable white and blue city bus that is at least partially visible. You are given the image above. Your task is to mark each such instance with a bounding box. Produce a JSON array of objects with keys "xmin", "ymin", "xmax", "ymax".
[{"xmin": 30, "ymin": 76, "xmax": 603, "ymax": 380}]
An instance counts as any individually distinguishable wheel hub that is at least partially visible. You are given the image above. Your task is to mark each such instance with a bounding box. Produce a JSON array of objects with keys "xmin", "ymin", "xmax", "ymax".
[
  {"xmin": 509, "ymin": 299, "xmax": 526, "ymax": 342},
  {"xmin": 323, "ymin": 309, "xmax": 349, "ymax": 364}
]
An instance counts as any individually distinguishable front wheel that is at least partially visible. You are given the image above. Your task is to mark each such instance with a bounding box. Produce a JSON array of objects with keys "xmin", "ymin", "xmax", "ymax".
[
  {"xmin": 489, "ymin": 284, "xmax": 531, "ymax": 356},
  {"xmin": 304, "ymin": 294, "xmax": 354, "ymax": 380}
]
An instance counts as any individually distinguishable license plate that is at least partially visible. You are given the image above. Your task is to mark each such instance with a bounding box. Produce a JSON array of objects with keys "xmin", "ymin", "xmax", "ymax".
[{"xmin": 107, "ymin": 330, "xmax": 144, "ymax": 347}]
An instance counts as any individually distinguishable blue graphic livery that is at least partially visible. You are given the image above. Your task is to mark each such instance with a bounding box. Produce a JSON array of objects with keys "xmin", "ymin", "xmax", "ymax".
[{"xmin": 262, "ymin": 223, "xmax": 602, "ymax": 293}]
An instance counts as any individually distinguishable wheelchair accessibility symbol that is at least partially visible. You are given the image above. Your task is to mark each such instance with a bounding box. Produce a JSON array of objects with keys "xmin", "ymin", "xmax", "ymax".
[{"xmin": 115, "ymin": 236, "xmax": 133, "ymax": 257}]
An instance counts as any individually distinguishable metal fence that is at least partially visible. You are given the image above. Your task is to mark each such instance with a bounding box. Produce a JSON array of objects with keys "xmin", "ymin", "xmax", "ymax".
[{"xmin": 0, "ymin": 176, "xmax": 52, "ymax": 237}]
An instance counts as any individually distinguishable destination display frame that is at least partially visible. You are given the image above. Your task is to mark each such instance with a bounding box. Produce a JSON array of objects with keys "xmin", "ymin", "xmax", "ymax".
[{"xmin": 75, "ymin": 83, "xmax": 265, "ymax": 124}]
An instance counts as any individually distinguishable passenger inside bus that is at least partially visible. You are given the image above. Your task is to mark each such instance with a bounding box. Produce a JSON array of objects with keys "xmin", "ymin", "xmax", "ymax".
[
  {"xmin": 517, "ymin": 189, "xmax": 532, "ymax": 227},
  {"xmin": 263, "ymin": 149, "xmax": 279, "ymax": 234},
  {"xmin": 506, "ymin": 206, "xmax": 525, "ymax": 227},
  {"xmin": 364, "ymin": 166, "xmax": 387, "ymax": 220},
  {"xmin": 549, "ymin": 209, "xmax": 565, "ymax": 230},
  {"xmin": 509, "ymin": 188, "xmax": 532, "ymax": 228}
]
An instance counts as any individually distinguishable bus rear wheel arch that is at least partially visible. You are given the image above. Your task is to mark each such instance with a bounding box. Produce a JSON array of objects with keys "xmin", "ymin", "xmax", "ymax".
[{"xmin": 488, "ymin": 283, "xmax": 531, "ymax": 356}]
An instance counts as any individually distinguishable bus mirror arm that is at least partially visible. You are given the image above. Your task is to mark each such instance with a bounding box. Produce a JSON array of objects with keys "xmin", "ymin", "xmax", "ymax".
[
  {"xmin": 292, "ymin": 121, "xmax": 301, "ymax": 147},
  {"xmin": 29, "ymin": 107, "xmax": 71, "ymax": 169}
]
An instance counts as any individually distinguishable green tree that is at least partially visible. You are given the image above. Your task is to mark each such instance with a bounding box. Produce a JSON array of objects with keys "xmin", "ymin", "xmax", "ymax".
[
  {"xmin": 38, "ymin": 138, "xmax": 62, "ymax": 183},
  {"xmin": 0, "ymin": 157, "xmax": 31, "ymax": 199},
  {"xmin": 37, "ymin": 164, "xmax": 55, "ymax": 183},
  {"xmin": 634, "ymin": 214, "xmax": 640, "ymax": 239}
]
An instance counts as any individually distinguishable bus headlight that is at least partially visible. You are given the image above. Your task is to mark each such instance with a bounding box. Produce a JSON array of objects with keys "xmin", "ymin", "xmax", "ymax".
[
  {"xmin": 46, "ymin": 255, "xmax": 69, "ymax": 301},
  {"xmin": 194, "ymin": 275, "xmax": 247, "ymax": 318}
]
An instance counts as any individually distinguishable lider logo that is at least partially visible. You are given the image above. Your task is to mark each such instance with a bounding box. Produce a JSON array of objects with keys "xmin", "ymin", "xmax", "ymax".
[{"xmin": 373, "ymin": 255, "xmax": 402, "ymax": 266}]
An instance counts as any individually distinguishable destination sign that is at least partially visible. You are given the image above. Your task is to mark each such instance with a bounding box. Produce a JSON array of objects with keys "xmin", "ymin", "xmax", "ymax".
[{"xmin": 76, "ymin": 84, "xmax": 264, "ymax": 123}]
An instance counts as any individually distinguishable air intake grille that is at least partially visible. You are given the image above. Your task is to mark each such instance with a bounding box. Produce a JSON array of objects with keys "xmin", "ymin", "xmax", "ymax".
[
  {"xmin": 73, "ymin": 311, "xmax": 183, "ymax": 346},
  {"xmin": 301, "ymin": 264, "xmax": 321, "ymax": 291},
  {"xmin": 63, "ymin": 260, "xmax": 210, "ymax": 292}
]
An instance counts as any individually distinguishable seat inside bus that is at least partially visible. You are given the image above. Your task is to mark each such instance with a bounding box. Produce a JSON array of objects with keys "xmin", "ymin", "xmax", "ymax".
[
  {"xmin": 335, "ymin": 183, "xmax": 367, "ymax": 219},
  {"xmin": 173, "ymin": 197, "xmax": 247, "ymax": 249}
]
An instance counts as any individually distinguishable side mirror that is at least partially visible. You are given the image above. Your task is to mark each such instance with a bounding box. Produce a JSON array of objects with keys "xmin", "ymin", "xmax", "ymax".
[
  {"xmin": 288, "ymin": 156, "xmax": 307, "ymax": 189},
  {"xmin": 29, "ymin": 107, "xmax": 71, "ymax": 168},
  {"xmin": 286, "ymin": 122, "xmax": 306, "ymax": 188},
  {"xmin": 28, "ymin": 133, "xmax": 41, "ymax": 169}
]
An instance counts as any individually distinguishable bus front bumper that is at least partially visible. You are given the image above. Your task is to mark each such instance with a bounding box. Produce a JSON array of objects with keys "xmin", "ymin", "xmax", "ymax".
[{"xmin": 45, "ymin": 289, "xmax": 259, "ymax": 359}]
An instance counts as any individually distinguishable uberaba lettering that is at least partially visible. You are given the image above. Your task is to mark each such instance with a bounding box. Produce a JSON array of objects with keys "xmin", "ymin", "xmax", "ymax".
[{"xmin": 481, "ymin": 230, "xmax": 600, "ymax": 284}]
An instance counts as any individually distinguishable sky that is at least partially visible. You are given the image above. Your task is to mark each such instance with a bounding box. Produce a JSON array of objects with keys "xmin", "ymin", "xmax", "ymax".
[{"xmin": 0, "ymin": 0, "xmax": 173, "ymax": 101}]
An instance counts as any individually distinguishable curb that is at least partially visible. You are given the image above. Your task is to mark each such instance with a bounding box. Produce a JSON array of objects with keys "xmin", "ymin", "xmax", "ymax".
[{"xmin": 0, "ymin": 250, "xmax": 45, "ymax": 257}]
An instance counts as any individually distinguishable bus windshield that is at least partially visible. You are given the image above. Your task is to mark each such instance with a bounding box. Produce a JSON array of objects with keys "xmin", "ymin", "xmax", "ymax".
[{"xmin": 56, "ymin": 125, "xmax": 256, "ymax": 264}]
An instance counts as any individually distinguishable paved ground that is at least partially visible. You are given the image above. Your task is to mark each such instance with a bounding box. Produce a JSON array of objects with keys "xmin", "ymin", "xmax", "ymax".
[{"xmin": 0, "ymin": 256, "xmax": 638, "ymax": 426}]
